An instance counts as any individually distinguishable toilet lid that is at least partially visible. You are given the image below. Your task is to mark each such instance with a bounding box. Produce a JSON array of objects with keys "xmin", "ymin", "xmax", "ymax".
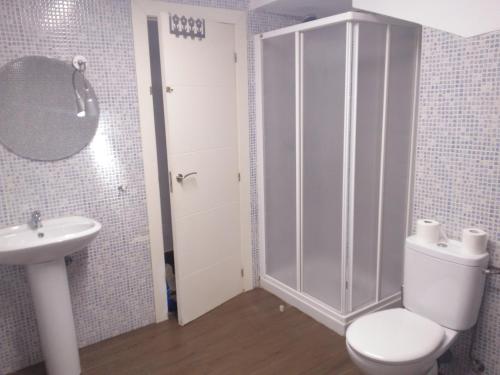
[{"xmin": 346, "ymin": 308, "xmax": 445, "ymax": 364}]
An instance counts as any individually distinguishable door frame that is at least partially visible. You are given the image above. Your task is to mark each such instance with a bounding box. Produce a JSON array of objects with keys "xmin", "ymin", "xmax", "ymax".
[{"xmin": 132, "ymin": 0, "xmax": 252, "ymax": 323}]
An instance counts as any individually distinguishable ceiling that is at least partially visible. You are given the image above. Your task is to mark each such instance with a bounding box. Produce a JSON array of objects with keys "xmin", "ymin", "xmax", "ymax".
[
  {"xmin": 250, "ymin": 0, "xmax": 500, "ymax": 37},
  {"xmin": 249, "ymin": 0, "xmax": 353, "ymax": 19}
]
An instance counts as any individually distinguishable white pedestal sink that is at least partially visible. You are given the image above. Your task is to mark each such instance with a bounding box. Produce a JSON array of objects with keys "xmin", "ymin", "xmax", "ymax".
[{"xmin": 0, "ymin": 216, "xmax": 101, "ymax": 375}]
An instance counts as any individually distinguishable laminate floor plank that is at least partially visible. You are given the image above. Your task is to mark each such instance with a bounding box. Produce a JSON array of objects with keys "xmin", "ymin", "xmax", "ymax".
[{"xmin": 12, "ymin": 288, "xmax": 360, "ymax": 375}]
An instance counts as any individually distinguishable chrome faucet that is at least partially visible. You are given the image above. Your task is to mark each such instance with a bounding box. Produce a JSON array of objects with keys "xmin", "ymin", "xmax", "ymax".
[{"xmin": 29, "ymin": 210, "xmax": 42, "ymax": 230}]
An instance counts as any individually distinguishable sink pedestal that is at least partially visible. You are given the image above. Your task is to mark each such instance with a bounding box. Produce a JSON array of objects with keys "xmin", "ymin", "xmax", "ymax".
[
  {"xmin": 26, "ymin": 258, "xmax": 81, "ymax": 375},
  {"xmin": 0, "ymin": 215, "xmax": 100, "ymax": 374}
]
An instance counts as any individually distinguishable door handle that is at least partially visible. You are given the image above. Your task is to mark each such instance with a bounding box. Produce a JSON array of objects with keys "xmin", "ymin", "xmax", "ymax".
[{"xmin": 176, "ymin": 172, "xmax": 198, "ymax": 182}]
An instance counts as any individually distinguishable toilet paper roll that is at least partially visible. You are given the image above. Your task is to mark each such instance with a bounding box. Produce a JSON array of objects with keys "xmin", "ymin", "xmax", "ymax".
[
  {"xmin": 462, "ymin": 228, "xmax": 488, "ymax": 255},
  {"xmin": 416, "ymin": 219, "xmax": 441, "ymax": 244}
]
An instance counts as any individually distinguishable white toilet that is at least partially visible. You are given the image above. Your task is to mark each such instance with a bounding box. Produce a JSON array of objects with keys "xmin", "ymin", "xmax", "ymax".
[{"xmin": 346, "ymin": 235, "xmax": 489, "ymax": 375}]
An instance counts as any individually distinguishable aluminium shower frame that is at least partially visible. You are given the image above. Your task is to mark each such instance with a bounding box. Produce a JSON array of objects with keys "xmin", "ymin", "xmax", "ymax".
[{"xmin": 255, "ymin": 11, "xmax": 421, "ymax": 335}]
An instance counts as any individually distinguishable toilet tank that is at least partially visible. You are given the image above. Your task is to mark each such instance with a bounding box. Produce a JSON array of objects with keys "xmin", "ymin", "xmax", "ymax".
[{"xmin": 403, "ymin": 236, "xmax": 489, "ymax": 330}]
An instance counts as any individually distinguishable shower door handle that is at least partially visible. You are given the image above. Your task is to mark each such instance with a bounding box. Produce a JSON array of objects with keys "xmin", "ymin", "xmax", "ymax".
[{"xmin": 176, "ymin": 172, "xmax": 198, "ymax": 182}]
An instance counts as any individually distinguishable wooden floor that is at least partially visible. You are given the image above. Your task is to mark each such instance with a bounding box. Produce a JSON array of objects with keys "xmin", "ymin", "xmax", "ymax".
[{"xmin": 13, "ymin": 289, "xmax": 360, "ymax": 375}]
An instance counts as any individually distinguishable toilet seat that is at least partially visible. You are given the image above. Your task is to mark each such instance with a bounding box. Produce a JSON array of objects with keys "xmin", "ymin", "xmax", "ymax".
[{"xmin": 346, "ymin": 308, "xmax": 445, "ymax": 364}]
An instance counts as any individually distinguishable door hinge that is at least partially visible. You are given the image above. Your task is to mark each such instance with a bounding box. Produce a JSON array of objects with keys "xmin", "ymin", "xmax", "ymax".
[
  {"xmin": 345, "ymin": 280, "xmax": 349, "ymax": 289},
  {"xmin": 234, "ymin": 52, "xmax": 238, "ymax": 63},
  {"xmin": 149, "ymin": 86, "xmax": 153, "ymax": 95},
  {"xmin": 238, "ymin": 172, "xmax": 241, "ymax": 182},
  {"xmin": 168, "ymin": 171, "xmax": 173, "ymax": 193},
  {"xmin": 241, "ymin": 268, "xmax": 244, "ymax": 277}
]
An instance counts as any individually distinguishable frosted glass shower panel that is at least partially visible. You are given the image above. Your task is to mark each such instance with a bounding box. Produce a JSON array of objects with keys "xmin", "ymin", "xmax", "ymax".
[
  {"xmin": 262, "ymin": 35, "xmax": 297, "ymax": 289},
  {"xmin": 258, "ymin": 13, "xmax": 420, "ymax": 329},
  {"xmin": 380, "ymin": 25, "xmax": 419, "ymax": 299},
  {"xmin": 351, "ymin": 22, "xmax": 387, "ymax": 310},
  {"xmin": 302, "ymin": 24, "xmax": 346, "ymax": 310}
]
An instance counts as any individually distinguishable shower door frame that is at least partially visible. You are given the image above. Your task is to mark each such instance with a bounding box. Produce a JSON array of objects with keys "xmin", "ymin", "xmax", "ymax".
[{"xmin": 255, "ymin": 11, "xmax": 421, "ymax": 335}]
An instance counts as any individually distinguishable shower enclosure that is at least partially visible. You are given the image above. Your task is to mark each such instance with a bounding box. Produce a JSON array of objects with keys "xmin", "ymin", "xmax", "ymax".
[{"xmin": 256, "ymin": 12, "xmax": 421, "ymax": 334}]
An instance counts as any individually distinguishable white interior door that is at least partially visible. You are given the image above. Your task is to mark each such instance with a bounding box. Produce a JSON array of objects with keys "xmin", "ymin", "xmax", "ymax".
[{"xmin": 159, "ymin": 12, "xmax": 243, "ymax": 325}]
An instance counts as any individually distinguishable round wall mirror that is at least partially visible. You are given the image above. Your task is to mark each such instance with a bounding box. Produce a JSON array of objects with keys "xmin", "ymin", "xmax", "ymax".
[{"xmin": 0, "ymin": 56, "xmax": 99, "ymax": 161}]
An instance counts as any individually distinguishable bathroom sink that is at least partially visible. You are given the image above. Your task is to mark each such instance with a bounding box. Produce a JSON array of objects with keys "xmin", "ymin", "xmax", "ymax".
[
  {"xmin": 0, "ymin": 216, "xmax": 101, "ymax": 265},
  {"xmin": 0, "ymin": 215, "xmax": 101, "ymax": 375}
]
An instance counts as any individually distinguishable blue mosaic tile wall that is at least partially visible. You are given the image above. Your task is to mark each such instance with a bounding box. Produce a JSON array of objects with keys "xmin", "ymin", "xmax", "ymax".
[
  {"xmin": 163, "ymin": 0, "xmax": 247, "ymax": 10},
  {"xmin": 0, "ymin": 0, "xmax": 156, "ymax": 373},
  {"xmin": 0, "ymin": 0, "xmax": 299, "ymax": 372},
  {"xmin": 414, "ymin": 27, "xmax": 500, "ymax": 375},
  {"xmin": 3, "ymin": 0, "xmax": 497, "ymax": 373}
]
